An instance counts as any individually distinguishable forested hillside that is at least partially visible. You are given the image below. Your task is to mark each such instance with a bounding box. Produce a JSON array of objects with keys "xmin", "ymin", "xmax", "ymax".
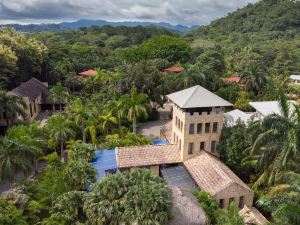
[{"xmin": 185, "ymin": 0, "xmax": 300, "ymax": 81}]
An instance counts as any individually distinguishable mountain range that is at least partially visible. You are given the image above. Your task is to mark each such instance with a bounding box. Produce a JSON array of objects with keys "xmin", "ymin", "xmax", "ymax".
[{"xmin": 0, "ymin": 19, "xmax": 196, "ymax": 33}]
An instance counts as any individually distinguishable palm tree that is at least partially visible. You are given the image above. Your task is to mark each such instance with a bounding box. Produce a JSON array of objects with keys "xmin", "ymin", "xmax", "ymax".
[
  {"xmin": 257, "ymin": 172, "xmax": 300, "ymax": 225},
  {"xmin": 107, "ymin": 99, "xmax": 125, "ymax": 129},
  {"xmin": 240, "ymin": 61, "xmax": 267, "ymax": 95},
  {"xmin": 243, "ymin": 89, "xmax": 300, "ymax": 188},
  {"xmin": 46, "ymin": 113, "xmax": 75, "ymax": 162},
  {"xmin": 7, "ymin": 122, "xmax": 47, "ymax": 174},
  {"xmin": 0, "ymin": 89, "xmax": 27, "ymax": 127},
  {"xmin": 67, "ymin": 98, "xmax": 92, "ymax": 143},
  {"xmin": 48, "ymin": 82, "xmax": 70, "ymax": 111},
  {"xmin": 120, "ymin": 87, "xmax": 149, "ymax": 134},
  {"xmin": 98, "ymin": 111, "xmax": 118, "ymax": 134},
  {"xmin": 0, "ymin": 136, "xmax": 36, "ymax": 182}
]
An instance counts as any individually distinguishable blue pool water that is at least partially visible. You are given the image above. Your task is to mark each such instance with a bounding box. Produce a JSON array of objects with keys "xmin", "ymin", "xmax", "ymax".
[{"xmin": 91, "ymin": 139, "xmax": 170, "ymax": 179}]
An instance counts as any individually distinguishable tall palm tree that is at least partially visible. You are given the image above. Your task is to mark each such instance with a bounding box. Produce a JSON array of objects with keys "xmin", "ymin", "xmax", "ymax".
[
  {"xmin": 120, "ymin": 87, "xmax": 149, "ymax": 134},
  {"xmin": 7, "ymin": 122, "xmax": 47, "ymax": 173},
  {"xmin": 46, "ymin": 113, "xmax": 75, "ymax": 162},
  {"xmin": 240, "ymin": 61, "xmax": 267, "ymax": 95},
  {"xmin": 244, "ymin": 90, "xmax": 300, "ymax": 188},
  {"xmin": 107, "ymin": 99, "xmax": 125, "ymax": 129},
  {"xmin": 0, "ymin": 136, "xmax": 36, "ymax": 182},
  {"xmin": 0, "ymin": 89, "xmax": 27, "ymax": 127},
  {"xmin": 48, "ymin": 82, "xmax": 70, "ymax": 111},
  {"xmin": 67, "ymin": 98, "xmax": 92, "ymax": 143}
]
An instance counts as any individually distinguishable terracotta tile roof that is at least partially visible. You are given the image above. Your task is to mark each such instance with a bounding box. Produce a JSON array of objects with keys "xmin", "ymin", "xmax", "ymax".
[
  {"xmin": 160, "ymin": 120, "xmax": 172, "ymax": 143},
  {"xmin": 240, "ymin": 206, "xmax": 269, "ymax": 225},
  {"xmin": 163, "ymin": 66, "xmax": 184, "ymax": 73},
  {"xmin": 184, "ymin": 151, "xmax": 253, "ymax": 196},
  {"xmin": 78, "ymin": 70, "xmax": 97, "ymax": 76},
  {"xmin": 116, "ymin": 144, "xmax": 181, "ymax": 168},
  {"xmin": 221, "ymin": 76, "xmax": 241, "ymax": 83},
  {"xmin": 10, "ymin": 78, "xmax": 48, "ymax": 102}
]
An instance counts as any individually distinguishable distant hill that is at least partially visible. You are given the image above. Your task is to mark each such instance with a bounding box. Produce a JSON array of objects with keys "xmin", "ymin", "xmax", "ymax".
[
  {"xmin": 0, "ymin": 19, "xmax": 195, "ymax": 33},
  {"xmin": 186, "ymin": 0, "xmax": 300, "ymax": 38}
]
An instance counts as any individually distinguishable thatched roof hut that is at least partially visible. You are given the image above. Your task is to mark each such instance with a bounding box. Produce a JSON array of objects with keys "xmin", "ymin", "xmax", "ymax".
[{"xmin": 169, "ymin": 186, "xmax": 206, "ymax": 225}]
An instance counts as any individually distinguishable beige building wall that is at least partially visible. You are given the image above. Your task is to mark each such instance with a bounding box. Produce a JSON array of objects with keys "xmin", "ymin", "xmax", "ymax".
[
  {"xmin": 214, "ymin": 183, "xmax": 254, "ymax": 209},
  {"xmin": 130, "ymin": 165, "xmax": 160, "ymax": 176},
  {"xmin": 171, "ymin": 104, "xmax": 225, "ymax": 161}
]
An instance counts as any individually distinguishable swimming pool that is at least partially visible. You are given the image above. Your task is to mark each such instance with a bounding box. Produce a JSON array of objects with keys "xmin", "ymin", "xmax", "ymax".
[{"xmin": 91, "ymin": 139, "xmax": 170, "ymax": 179}]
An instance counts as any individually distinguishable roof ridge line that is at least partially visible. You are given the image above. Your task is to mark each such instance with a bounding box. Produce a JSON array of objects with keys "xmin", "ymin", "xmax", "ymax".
[{"xmin": 182, "ymin": 86, "xmax": 199, "ymax": 108}]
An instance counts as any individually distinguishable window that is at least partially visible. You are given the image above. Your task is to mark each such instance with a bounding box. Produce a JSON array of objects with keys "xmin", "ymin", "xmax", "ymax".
[
  {"xmin": 173, "ymin": 133, "xmax": 176, "ymax": 143},
  {"xmin": 229, "ymin": 197, "xmax": 235, "ymax": 206},
  {"xmin": 205, "ymin": 123, "xmax": 210, "ymax": 133},
  {"xmin": 212, "ymin": 122, "xmax": 218, "ymax": 133},
  {"xmin": 239, "ymin": 196, "xmax": 245, "ymax": 209},
  {"xmin": 29, "ymin": 103, "xmax": 33, "ymax": 117},
  {"xmin": 188, "ymin": 143, "xmax": 193, "ymax": 155},
  {"xmin": 179, "ymin": 139, "xmax": 182, "ymax": 151},
  {"xmin": 219, "ymin": 199, "xmax": 224, "ymax": 208},
  {"xmin": 189, "ymin": 123, "xmax": 195, "ymax": 134},
  {"xmin": 176, "ymin": 117, "xmax": 179, "ymax": 127},
  {"xmin": 200, "ymin": 142, "xmax": 205, "ymax": 150},
  {"xmin": 176, "ymin": 135, "xmax": 178, "ymax": 144},
  {"xmin": 197, "ymin": 123, "xmax": 202, "ymax": 134},
  {"xmin": 211, "ymin": 141, "xmax": 217, "ymax": 153}
]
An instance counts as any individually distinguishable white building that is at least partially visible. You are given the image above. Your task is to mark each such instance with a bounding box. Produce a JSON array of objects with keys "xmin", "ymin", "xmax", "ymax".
[
  {"xmin": 224, "ymin": 109, "xmax": 254, "ymax": 126},
  {"xmin": 289, "ymin": 75, "xmax": 300, "ymax": 85},
  {"xmin": 249, "ymin": 101, "xmax": 296, "ymax": 119}
]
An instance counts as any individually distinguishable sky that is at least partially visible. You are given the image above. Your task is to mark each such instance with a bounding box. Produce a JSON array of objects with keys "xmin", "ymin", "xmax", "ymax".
[{"xmin": 0, "ymin": 0, "xmax": 258, "ymax": 26}]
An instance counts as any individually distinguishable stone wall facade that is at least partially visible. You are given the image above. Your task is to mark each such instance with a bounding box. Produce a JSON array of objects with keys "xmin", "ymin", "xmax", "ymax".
[{"xmin": 171, "ymin": 104, "xmax": 225, "ymax": 161}]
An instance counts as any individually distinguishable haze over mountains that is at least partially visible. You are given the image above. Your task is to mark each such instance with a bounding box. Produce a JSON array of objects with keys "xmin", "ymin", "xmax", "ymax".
[{"xmin": 0, "ymin": 19, "xmax": 196, "ymax": 33}]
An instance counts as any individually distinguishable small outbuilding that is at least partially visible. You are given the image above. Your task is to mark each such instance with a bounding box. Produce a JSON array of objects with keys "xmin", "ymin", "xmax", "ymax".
[{"xmin": 184, "ymin": 151, "xmax": 254, "ymax": 209}]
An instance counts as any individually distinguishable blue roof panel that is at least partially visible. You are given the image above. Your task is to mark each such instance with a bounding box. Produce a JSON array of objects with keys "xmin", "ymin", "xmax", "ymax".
[{"xmin": 91, "ymin": 149, "xmax": 117, "ymax": 179}]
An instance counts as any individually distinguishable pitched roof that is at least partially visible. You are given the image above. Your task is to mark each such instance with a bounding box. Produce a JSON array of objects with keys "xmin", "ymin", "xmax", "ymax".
[
  {"xmin": 78, "ymin": 70, "xmax": 97, "ymax": 76},
  {"xmin": 167, "ymin": 85, "xmax": 232, "ymax": 108},
  {"xmin": 160, "ymin": 120, "xmax": 172, "ymax": 143},
  {"xmin": 10, "ymin": 78, "xmax": 48, "ymax": 102},
  {"xmin": 163, "ymin": 66, "xmax": 184, "ymax": 73},
  {"xmin": 116, "ymin": 144, "xmax": 181, "ymax": 168},
  {"xmin": 224, "ymin": 109, "xmax": 254, "ymax": 126},
  {"xmin": 184, "ymin": 151, "xmax": 253, "ymax": 196},
  {"xmin": 289, "ymin": 74, "xmax": 300, "ymax": 81},
  {"xmin": 249, "ymin": 101, "xmax": 296, "ymax": 117},
  {"xmin": 240, "ymin": 206, "xmax": 269, "ymax": 225},
  {"xmin": 169, "ymin": 186, "xmax": 206, "ymax": 225},
  {"xmin": 221, "ymin": 76, "xmax": 241, "ymax": 83}
]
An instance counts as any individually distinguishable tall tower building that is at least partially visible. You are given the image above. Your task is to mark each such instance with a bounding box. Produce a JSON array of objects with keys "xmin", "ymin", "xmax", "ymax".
[{"xmin": 167, "ymin": 85, "xmax": 232, "ymax": 161}]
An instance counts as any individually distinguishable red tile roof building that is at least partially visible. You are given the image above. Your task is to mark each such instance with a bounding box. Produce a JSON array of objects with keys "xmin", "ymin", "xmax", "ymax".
[
  {"xmin": 221, "ymin": 76, "xmax": 241, "ymax": 83},
  {"xmin": 163, "ymin": 66, "xmax": 184, "ymax": 73},
  {"xmin": 78, "ymin": 70, "xmax": 97, "ymax": 76}
]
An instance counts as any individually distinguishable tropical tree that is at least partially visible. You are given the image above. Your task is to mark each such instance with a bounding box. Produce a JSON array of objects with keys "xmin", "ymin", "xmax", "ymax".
[
  {"xmin": 46, "ymin": 113, "xmax": 75, "ymax": 162},
  {"xmin": 0, "ymin": 136, "xmax": 36, "ymax": 182},
  {"xmin": 240, "ymin": 61, "xmax": 267, "ymax": 95},
  {"xmin": 257, "ymin": 173, "xmax": 300, "ymax": 225},
  {"xmin": 48, "ymin": 82, "xmax": 70, "ymax": 111},
  {"xmin": 120, "ymin": 87, "xmax": 149, "ymax": 134},
  {"xmin": 98, "ymin": 111, "xmax": 118, "ymax": 134},
  {"xmin": 7, "ymin": 122, "xmax": 47, "ymax": 174},
  {"xmin": 243, "ymin": 90, "xmax": 300, "ymax": 188},
  {"xmin": 0, "ymin": 197, "xmax": 28, "ymax": 225},
  {"xmin": 66, "ymin": 98, "xmax": 92, "ymax": 143},
  {"xmin": 64, "ymin": 160, "xmax": 96, "ymax": 190},
  {"xmin": 66, "ymin": 141, "xmax": 95, "ymax": 162},
  {"xmin": 84, "ymin": 169, "xmax": 171, "ymax": 225},
  {"xmin": 0, "ymin": 89, "xmax": 27, "ymax": 127}
]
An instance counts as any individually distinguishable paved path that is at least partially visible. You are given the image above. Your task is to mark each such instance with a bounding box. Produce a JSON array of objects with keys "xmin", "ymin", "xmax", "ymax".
[{"xmin": 138, "ymin": 104, "xmax": 172, "ymax": 140}]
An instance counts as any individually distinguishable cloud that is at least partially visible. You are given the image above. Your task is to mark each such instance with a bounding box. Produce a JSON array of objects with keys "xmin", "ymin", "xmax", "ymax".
[{"xmin": 0, "ymin": 0, "xmax": 258, "ymax": 25}]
